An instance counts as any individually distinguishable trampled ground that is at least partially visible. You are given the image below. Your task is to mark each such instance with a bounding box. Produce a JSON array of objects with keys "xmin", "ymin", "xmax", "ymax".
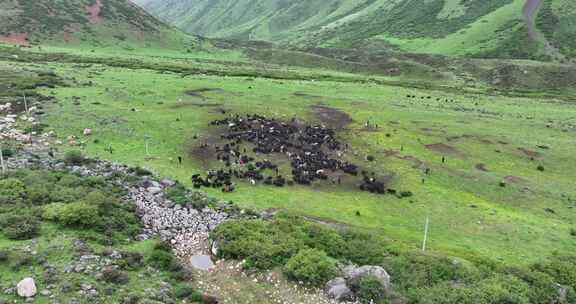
[{"xmin": 30, "ymin": 56, "xmax": 576, "ymax": 265}]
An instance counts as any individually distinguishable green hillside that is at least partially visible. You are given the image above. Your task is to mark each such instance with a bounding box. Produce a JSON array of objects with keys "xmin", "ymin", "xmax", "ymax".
[
  {"xmin": 0, "ymin": 0, "xmax": 198, "ymax": 50},
  {"xmin": 136, "ymin": 0, "xmax": 575, "ymax": 61}
]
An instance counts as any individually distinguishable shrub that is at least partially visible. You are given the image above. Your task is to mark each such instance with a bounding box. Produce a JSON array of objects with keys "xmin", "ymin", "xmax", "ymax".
[
  {"xmin": 174, "ymin": 284, "xmax": 195, "ymax": 299},
  {"xmin": 284, "ymin": 249, "xmax": 338, "ymax": 286},
  {"xmin": 212, "ymin": 219, "xmax": 304, "ymax": 269},
  {"xmin": 171, "ymin": 268, "xmax": 194, "ymax": 282},
  {"xmin": 0, "ymin": 178, "xmax": 26, "ymax": 204},
  {"xmin": 11, "ymin": 253, "xmax": 35, "ymax": 271},
  {"xmin": 26, "ymin": 184, "xmax": 52, "ymax": 205},
  {"xmin": 64, "ymin": 150, "xmax": 85, "ymax": 165},
  {"xmin": 537, "ymin": 165, "xmax": 545, "ymax": 172},
  {"xmin": 166, "ymin": 183, "xmax": 189, "ymax": 205},
  {"xmin": 341, "ymin": 231, "xmax": 388, "ymax": 265},
  {"xmin": 43, "ymin": 201, "xmax": 100, "ymax": 227},
  {"xmin": 532, "ymin": 255, "xmax": 576, "ymax": 291},
  {"xmin": 147, "ymin": 247, "xmax": 178, "ymax": 271},
  {"xmin": 304, "ymin": 224, "xmax": 346, "ymax": 258},
  {"xmin": 0, "ymin": 251, "xmax": 9, "ymax": 263},
  {"xmin": 118, "ymin": 251, "xmax": 144, "ymax": 270},
  {"xmin": 356, "ymin": 275, "xmax": 387, "ymax": 304},
  {"xmin": 130, "ymin": 166, "xmax": 152, "ymax": 176},
  {"xmin": 0, "ymin": 147, "xmax": 15, "ymax": 158},
  {"xmin": 102, "ymin": 267, "xmax": 130, "ymax": 284},
  {"xmin": 0, "ymin": 213, "xmax": 40, "ymax": 240}
]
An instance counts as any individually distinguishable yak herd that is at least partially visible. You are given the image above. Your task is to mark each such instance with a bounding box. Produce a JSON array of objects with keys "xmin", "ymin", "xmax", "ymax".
[{"xmin": 191, "ymin": 114, "xmax": 389, "ymax": 194}]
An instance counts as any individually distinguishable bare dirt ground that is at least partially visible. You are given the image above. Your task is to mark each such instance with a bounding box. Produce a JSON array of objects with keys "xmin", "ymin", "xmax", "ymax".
[
  {"xmin": 184, "ymin": 88, "xmax": 225, "ymax": 97},
  {"xmin": 0, "ymin": 32, "xmax": 29, "ymax": 46},
  {"xmin": 517, "ymin": 147, "xmax": 542, "ymax": 159},
  {"xmin": 310, "ymin": 104, "xmax": 352, "ymax": 130},
  {"xmin": 425, "ymin": 143, "xmax": 464, "ymax": 157},
  {"xmin": 194, "ymin": 259, "xmax": 351, "ymax": 304}
]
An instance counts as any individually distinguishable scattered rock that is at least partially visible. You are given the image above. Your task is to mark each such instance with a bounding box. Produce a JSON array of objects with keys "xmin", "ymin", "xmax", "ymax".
[
  {"xmin": 346, "ymin": 265, "xmax": 391, "ymax": 295},
  {"xmin": 325, "ymin": 277, "xmax": 353, "ymax": 301},
  {"xmin": 17, "ymin": 277, "xmax": 37, "ymax": 298}
]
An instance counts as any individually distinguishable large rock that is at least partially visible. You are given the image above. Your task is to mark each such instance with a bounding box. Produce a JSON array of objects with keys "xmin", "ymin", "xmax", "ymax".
[
  {"xmin": 17, "ymin": 277, "xmax": 37, "ymax": 298},
  {"xmin": 346, "ymin": 265, "xmax": 391, "ymax": 293},
  {"xmin": 325, "ymin": 277, "xmax": 353, "ymax": 301}
]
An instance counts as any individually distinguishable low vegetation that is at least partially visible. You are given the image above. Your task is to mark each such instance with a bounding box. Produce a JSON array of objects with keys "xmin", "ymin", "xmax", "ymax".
[
  {"xmin": 213, "ymin": 213, "xmax": 576, "ymax": 303},
  {"xmin": 0, "ymin": 169, "xmax": 205, "ymax": 303}
]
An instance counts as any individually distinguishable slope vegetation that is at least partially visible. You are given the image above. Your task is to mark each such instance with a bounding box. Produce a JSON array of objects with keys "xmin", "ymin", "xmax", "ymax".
[
  {"xmin": 0, "ymin": 0, "xmax": 197, "ymax": 49},
  {"xmin": 137, "ymin": 0, "xmax": 575, "ymax": 60}
]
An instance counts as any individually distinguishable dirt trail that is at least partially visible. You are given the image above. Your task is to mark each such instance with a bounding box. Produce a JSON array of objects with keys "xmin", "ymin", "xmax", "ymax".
[
  {"xmin": 523, "ymin": 0, "xmax": 541, "ymax": 39},
  {"xmin": 522, "ymin": 0, "xmax": 565, "ymax": 60},
  {"xmin": 86, "ymin": 0, "xmax": 103, "ymax": 24},
  {"xmin": 0, "ymin": 33, "xmax": 29, "ymax": 46}
]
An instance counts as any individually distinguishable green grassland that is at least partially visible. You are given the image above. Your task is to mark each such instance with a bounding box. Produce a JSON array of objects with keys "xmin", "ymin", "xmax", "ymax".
[{"xmin": 6, "ymin": 47, "xmax": 571, "ymax": 266}]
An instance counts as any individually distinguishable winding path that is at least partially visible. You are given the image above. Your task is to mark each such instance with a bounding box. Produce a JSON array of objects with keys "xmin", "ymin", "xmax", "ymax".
[
  {"xmin": 522, "ymin": 0, "xmax": 565, "ymax": 60},
  {"xmin": 522, "ymin": 0, "xmax": 541, "ymax": 39}
]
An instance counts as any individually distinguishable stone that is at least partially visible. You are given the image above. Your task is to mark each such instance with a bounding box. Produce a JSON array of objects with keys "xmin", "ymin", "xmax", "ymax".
[
  {"xmin": 40, "ymin": 289, "xmax": 51, "ymax": 296},
  {"xmin": 325, "ymin": 277, "xmax": 353, "ymax": 301},
  {"xmin": 160, "ymin": 178, "xmax": 176, "ymax": 187},
  {"xmin": 190, "ymin": 255, "xmax": 215, "ymax": 271},
  {"xmin": 17, "ymin": 277, "xmax": 37, "ymax": 298},
  {"xmin": 148, "ymin": 187, "xmax": 162, "ymax": 195},
  {"xmin": 211, "ymin": 240, "xmax": 219, "ymax": 257},
  {"xmin": 346, "ymin": 265, "xmax": 391, "ymax": 294}
]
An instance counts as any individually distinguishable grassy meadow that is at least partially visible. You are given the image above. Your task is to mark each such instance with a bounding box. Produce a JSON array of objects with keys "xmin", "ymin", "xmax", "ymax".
[{"xmin": 20, "ymin": 52, "xmax": 575, "ymax": 265}]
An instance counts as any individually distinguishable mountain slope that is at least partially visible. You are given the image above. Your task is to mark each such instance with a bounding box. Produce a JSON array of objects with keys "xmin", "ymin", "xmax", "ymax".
[
  {"xmin": 136, "ymin": 0, "xmax": 575, "ymax": 61},
  {"xmin": 0, "ymin": 0, "xmax": 197, "ymax": 49}
]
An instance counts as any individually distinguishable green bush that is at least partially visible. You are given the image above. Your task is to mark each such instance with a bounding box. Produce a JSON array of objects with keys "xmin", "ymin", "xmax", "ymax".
[
  {"xmin": 0, "ymin": 250, "xmax": 10, "ymax": 263},
  {"xmin": 174, "ymin": 284, "xmax": 195, "ymax": 299},
  {"xmin": 304, "ymin": 224, "xmax": 346, "ymax": 258},
  {"xmin": 532, "ymin": 255, "xmax": 576, "ymax": 292},
  {"xmin": 0, "ymin": 178, "xmax": 26, "ymax": 204},
  {"xmin": 0, "ymin": 147, "xmax": 15, "ymax": 158},
  {"xmin": 102, "ymin": 267, "xmax": 130, "ymax": 284},
  {"xmin": 64, "ymin": 150, "xmax": 86, "ymax": 165},
  {"xmin": 166, "ymin": 183, "xmax": 189, "ymax": 205},
  {"xmin": 129, "ymin": 166, "xmax": 152, "ymax": 176},
  {"xmin": 117, "ymin": 251, "xmax": 144, "ymax": 270},
  {"xmin": 0, "ymin": 213, "xmax": 40, "ymax": 240},
  {"xmin": 147, "ymin": 246, "xmax": 178, "ymax": 271},
  {"xmin": 356, "ymin": 275, "xmax": 387, "ymax": 304},
  {"xmin": 43, "ymin": 201, "xmax": 100, "ymax": 227},
  {"xmin": 341, "ymin": 231, "xmax": 389, "ymax": 265},
  {"xmin": 26, "ymin": 184, "xmax": 52, "ymax": 205},
  {"xmin": 212, "ymin": 218, "xmax": 304, "ymax": 269},
  {"xmin": 283, "ymin": 248, "xmax": 338, "ymax": 286},
  {"xmin": 409, "ymin": 274, "xmax": 531, "ymax": 304}
]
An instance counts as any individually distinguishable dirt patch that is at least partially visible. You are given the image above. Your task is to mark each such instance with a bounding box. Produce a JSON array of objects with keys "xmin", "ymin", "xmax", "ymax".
[
  {"xmin": 184, "ymin": 88, "xmax": 224, "ymax": 97},
  {"xmin": 310, "ymin": 105, "xmax": 352, "ymax": 130},
  {"xmin": 504, "ymin": 175, "xmax": 527, "ymax": 184},
  {"xmin": 475, "ymin": 163, "xmax": 489, "ymax": 172},
  {"xmin": 170, "ymin": 102, "xmax": 223, "ymax": 109},
  {"xmin": 425, "ymin": 143, "xmax": 463, "ymax": 156},
  {"xmin": 383, "ymin": 149, "xmax": 400, "ymax": 157},
  {"xmin": 398, "ymin": 155, "xmax": 426, "ymax": 169},
  {"xmin": 86, "ymin": 0, "xmax": 103, "ymax": 24},
  {"xmin": 518, "ymin": 147, "xmax": 541, "ymax": 158},
  {"xmin": 294, "ymin": 92, "xmax": 321, "ymax": 99},
  {"xmin": 188, "ymin": 128, "xmax": 227, "ymax": 166},
  {"xmin": 0, "ymin": 33, "xmax": 29, "ymax": 46}
]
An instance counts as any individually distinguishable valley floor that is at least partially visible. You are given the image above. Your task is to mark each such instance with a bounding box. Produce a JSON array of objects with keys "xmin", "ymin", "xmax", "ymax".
[{"xmin": 2, "ymin": 43, "xmax": 576, "ymax": 266}]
